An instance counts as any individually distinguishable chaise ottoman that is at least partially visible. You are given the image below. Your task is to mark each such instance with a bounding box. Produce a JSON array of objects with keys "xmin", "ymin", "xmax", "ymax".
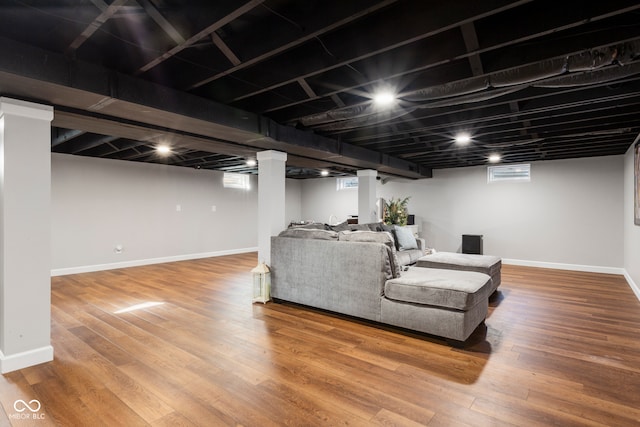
[
  {"xmin": 416, "ymin": 252, "xmax": 501, "ymax": 294},
  {"xmin": 380, "ymin": 267, "xmax": 493, "ymax": 341}
]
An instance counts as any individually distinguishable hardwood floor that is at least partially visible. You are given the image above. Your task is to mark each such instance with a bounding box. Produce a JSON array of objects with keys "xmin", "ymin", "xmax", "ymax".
[{"xmin": 1, "ymin": 254, "xmax": 639, "ymax": 426}]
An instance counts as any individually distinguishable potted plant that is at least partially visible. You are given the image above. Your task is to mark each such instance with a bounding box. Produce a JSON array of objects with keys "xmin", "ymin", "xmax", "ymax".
[{"xmin": 384, "ymin": 196, "xmax": 410, "ymax": 225}]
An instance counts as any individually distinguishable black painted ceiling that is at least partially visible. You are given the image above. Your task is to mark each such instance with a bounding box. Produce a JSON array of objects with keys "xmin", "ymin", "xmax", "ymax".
[{"xmin": 1, "ymin": 0, "xmax": 639, "ymax": 178}]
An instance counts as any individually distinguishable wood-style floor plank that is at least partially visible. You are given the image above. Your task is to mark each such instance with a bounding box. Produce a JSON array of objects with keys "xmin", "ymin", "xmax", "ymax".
[{"xmin": 1, "ymin": 255, "xmax": 639, "ymax": 426}]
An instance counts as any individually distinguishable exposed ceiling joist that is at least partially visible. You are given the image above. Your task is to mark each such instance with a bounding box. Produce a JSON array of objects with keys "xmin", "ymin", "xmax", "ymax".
[
  {"xmin": 0, "ymin": 0, "xmax": 638, "ymax": 176},
  {"xmin": 186, "ymin": 0, "xmax": 400, "ymax": 90},
  {"xmin": 136, "ymin": 0, "xmax": 185, "ymax": 45},
  {"xmin": 135, "ymin": 0, "xmax": 266, "ymax": 75},
  {"xmin": 460, "ymin": 22, "xmax": 484, "ymax": 76},
  {"xmin": 66, "ymin": 0, "xmax": 128, "ymax": 55},
  {"xmin": 210, "ymin": 32, "xmax": 241, "ymax": 66},
  {"xmin": 51, "ymin": 129, "xmax": 86, "ymax": 147},
  {"xmin": 226, "ymin": 0, "xmax": 533, "ymax": 104}
]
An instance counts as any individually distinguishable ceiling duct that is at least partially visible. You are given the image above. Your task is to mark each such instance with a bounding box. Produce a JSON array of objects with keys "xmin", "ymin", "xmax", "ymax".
[
  {"xmin": 534, "ymin": 61, "xmax": 640, "ymax": 88},
  {"xmin": 403, "ymin": 76, "xmax": 490, "ymax": 102},
  {"xmin": 415, "ymin": 85, "xmax": 526, "ymax": 109},
  {"xmin": 309, "ymin": 86, "xmax": 527, "ymax": 131},
  {"xmin": 299, "ymin": 104, "xmax": 373, "ymax": 126},
  {"xmin": 314, "ymin": 106, "xmax": 416, "ymax": 132},
  {"xmin": 298, "ymin": 40, "xmax": 640, "ymax": 132},
  {"xmin": 481, "ymin": 137, "xmax": 544, "ymax": 149},
  {"xmin": 489, "ymin": 57, "xmax": 567, "ymax": 87},
  {"xmin": 566, "ymin": 48, "xmax": 618, "ymax": 72},
  {"xmin": 558, "ymin": 128, "xmax": 633, "ymax": 138}
]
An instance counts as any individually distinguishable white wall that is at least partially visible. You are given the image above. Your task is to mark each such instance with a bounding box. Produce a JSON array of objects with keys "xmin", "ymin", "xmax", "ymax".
[
  {"xmin": 51, "ymin": 153, "xmax": 259, "ymax": 273},
  {"xmin": 623, "ymin": 138, "xmax": 640, "ymax": 297},
  {"xmin": 300, "ymin": 156, "xmax": 624, "ymax": 271},
  {"xmin": 285, "ymin": 179, "xmax": 302, "ymax": 225},
  {"xmin": 410, "ymin": 156, "xmax": 624, "ymax": 270},
  {"xmin": 301, "ymin": 177, "xmax": 359, "ymax": 224},
  {"xmin": 53, "ymin": 151, "xmax": 630, "ymax": 279}
]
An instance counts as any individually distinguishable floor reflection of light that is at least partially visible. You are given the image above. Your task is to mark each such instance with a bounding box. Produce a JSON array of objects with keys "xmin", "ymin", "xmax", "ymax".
[{"xmin": 114, "ymin": 301, "xmax": 165, "ymax": 314}]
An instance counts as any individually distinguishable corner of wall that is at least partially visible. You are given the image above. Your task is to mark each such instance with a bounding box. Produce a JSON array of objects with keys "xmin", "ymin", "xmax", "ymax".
[
  {"xmin": 624, "ymin": 269, "xmax": 640, "ymax": 301},
  {"xmin": 623, "ymin": 135, "xmax": 640, "ymax": 302}
]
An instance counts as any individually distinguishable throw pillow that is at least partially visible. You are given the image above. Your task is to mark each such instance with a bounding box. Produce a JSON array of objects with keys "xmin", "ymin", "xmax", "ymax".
[
  {"xmin": 393, "ymin": 225, "xmax": 418, "ymax": 250},
  {"xmin": 381, "ymin": 224, "xmax": 399, "ymax": 250}
]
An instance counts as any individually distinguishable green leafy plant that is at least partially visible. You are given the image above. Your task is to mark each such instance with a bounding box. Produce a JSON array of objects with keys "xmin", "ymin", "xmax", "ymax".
[{"xmin": 384, "ymin": 197, "xmax": 410, "ymax": 225}]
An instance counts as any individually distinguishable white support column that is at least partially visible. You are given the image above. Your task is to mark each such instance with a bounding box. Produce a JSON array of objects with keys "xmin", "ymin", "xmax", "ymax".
[
  {"xmin": 357, "ymin": 169, "xmax": 377, "ymax": 224},
  {"xmin": 0, "ymin": 97, "xmax": 54, "ymax": 373},
  {"xmin": 257, "ymin": 150, "xmax": 287, "ymax": 265}
]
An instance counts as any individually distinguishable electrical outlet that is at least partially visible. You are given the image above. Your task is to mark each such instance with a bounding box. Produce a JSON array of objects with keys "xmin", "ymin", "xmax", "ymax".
[
  {"xmin": 176, "ymin": 204, "xmax": 181, "ymax": 212},
  {"xmin": 114, "ymin": 244, "xmax": 123, "ymax": 254},
  {"xmin": 211, "ymin": 205, "xmax": 216, "ymax": 212}
]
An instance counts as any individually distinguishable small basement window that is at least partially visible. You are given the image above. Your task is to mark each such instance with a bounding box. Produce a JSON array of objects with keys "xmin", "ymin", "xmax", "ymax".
[
  {"xmin": 488, "ymin": 164, "xmax": 531, "ymax": 183},
  {"xmin": 337, "ymin": 176, "xmax": 358, "ymax": 190},
  {"xmin": 223, "ymin": 172, "xmax": 251, "ymax": 190}
]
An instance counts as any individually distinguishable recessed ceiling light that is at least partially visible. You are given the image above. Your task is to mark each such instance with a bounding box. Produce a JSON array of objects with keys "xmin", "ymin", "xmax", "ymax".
[
  {"xmin": 156, "ymin": 145, "xmax": 171, "ymax": 155},
  {"xmin": 488, "ymin": 154, "xmax": 501, "ymax": 163},
  {"xmin": 246, "ymin": 159, "xmax": 257, "ymax": 167},
  {"xmin": 455, "ymin": 133, "xmax": 471, "ymax": 144},
  {"xmin": 320, "ymin": 170, "xmax": 329, "ymax": 176},
  {"xmin": 373, "ymin": 91, "xmax": 395, "ymax": 107}
]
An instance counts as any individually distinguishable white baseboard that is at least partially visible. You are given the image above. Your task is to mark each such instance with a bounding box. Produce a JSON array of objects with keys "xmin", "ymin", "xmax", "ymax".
[
  {"xmin": 502, "ymin": 258, "xmax": 625, "ymax": 275},
  {"xmin": 623, "ymin": 270, "xmax": 640, "ymax": 301},
  {"xmin": 51, "ymin": 247, "xmax": 258, "ymax": 277},
  {"xmin": 0, "ymin": 345, "xmax": 54, "ymax": 373}
]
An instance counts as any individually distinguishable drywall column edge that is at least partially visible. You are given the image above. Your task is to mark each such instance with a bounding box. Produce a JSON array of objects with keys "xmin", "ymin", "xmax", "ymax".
[
  {"xmin": 257, "ymin": 150, "xmax": 287, "ymax": 265},
  {"xmin": 357, "ymin": 169, "xmax": 377, "ymax": 224},
  {"xmin": 0, "ymin": 97, "xmax": 54, "ymax": 373}
]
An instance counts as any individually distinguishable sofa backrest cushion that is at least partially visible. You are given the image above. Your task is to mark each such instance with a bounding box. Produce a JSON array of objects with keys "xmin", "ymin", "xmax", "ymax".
[
  {"xmin": 271, "ymin": 236, "xmax": 392, "ymax": 321},
  {"xmin": 366, "ymin": 222, "xmax": 385, "ymax": 232},
  {"xmin": 338, "ymin": 230, "xmax": 401, "ymax": 278},
  {"xmin": 278, "ymin": 228, "xmax": 338, "ymax": 240},
  {"xmin": 288, "ymin": 222, "xmax": 326, "ymax": 230},
  {"xmin": 349, "ymin": 223, "xmax": 372, "ymax": 231},
  {"xmin": 327, "ymin": 221, "xmax": 386, "ymax": 232}
]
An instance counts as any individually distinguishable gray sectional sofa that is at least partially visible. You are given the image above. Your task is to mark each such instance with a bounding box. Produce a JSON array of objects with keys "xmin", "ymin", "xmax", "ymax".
[{"xmin": 271, "ymin": 228, "xmax": 496, "ymax": 341}]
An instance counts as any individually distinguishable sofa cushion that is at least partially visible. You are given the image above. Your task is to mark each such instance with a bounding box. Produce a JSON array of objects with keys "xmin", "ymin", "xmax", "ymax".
[
  {"xmin": 417, "ymin": 252, "xmax": 501, "ymax": 271},
  {"xmin": 416, "ymin": 252, "xmax": 502, "ymax": 293},
  {"xmin": 394, "ymin": 225, "xmax": 418, "ymax": 250},
  {"xmin": 396, "ymin": 248, "xmax": 424, "ymax": 266},
  {"xmin": 278, "ymin": 228, "xmax": 338, "ymax": 240},
  {"xmin": 384, "ymin": 267, "xmax": 492, "ymax": 310},
  {"xmin": 338, "ymin": 230, "xmax": 401, "ymax": 278}
]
